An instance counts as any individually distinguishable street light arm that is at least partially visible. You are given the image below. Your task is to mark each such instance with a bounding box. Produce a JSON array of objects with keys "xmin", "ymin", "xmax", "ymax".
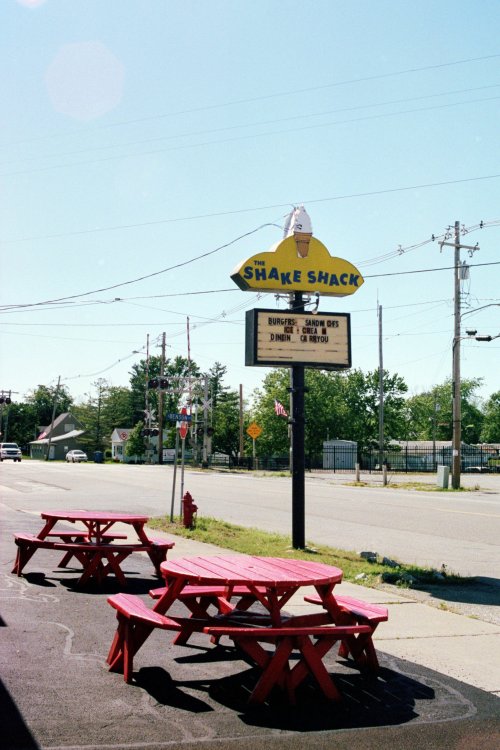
[{"xmin": 461, "ymin": 302, "xmax": 500, "ymax": 319}]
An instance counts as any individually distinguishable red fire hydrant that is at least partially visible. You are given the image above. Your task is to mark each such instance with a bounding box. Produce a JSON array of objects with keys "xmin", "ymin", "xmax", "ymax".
[{"xmin": 182, "ymin": 491, "xmax": 198, "ymax": 529}]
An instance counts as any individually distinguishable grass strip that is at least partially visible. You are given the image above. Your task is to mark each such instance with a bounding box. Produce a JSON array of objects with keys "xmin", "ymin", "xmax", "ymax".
[{"xmin": 148, "ymin": 515, "xmax": 469, "ymax": 588}]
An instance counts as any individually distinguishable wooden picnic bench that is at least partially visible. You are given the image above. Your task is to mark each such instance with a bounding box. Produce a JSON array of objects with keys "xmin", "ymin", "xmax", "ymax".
[
  {"xmin": 203, "ymin": 621, "xmax": 373, "ymax": 704},
  {"xmin": 107, "ymin": 593, "xmax": 182, "ymax": 683},
  {"xmin": 105, "ymin": 556, "xmax": 389, "ymax": 703},
  {"xmin": 12, "ymin": 511, "xmax": 174, "ymax": 586},
  {"xmin": 45, "ymin": 531, "xmax": 128, "ymax": 568},
  {"xmin": 303, "ymin": 593, "xmax": 388, "ymax": 669},
  {"xmin": 148, "ymin": 583, "xmax": 267, "ymax": 644}
]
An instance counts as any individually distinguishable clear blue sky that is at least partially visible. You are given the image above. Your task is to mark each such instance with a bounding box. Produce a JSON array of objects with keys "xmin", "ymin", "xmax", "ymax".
[{"xmin": 1, "ymin": 0, "xmax": 499, "ymax": 411}]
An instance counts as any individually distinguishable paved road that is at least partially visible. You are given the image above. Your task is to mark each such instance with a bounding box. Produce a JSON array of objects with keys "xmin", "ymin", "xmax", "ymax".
[{"xmin": 1, "ymin": 462, "xmax": 499, "ymax": 577}]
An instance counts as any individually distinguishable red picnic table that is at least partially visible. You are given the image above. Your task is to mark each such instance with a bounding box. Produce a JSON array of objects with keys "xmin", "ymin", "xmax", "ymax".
[
  {"xmin": 107, "ymin": 555, "xmax": 386, "ymax": 704},
  {"xmin": 12, "ymin": 510, "xmax": 173, "ymax": 586}
]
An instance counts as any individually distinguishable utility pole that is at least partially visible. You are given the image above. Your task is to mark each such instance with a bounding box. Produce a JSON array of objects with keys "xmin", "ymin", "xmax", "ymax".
[
  {"xmin": 45, "ymin": 376, "xmax": 60, "ymax": 461},
  {"xmin": 439, "ymin": 221, "xmax": 480, "ymax": 490},
  {"xmin": 0, "ymin": 390, "xmax": 14, "ymax": 440},
  {"xmin": 452, "ymin": 221, "xmax": 461, "ymax": 489},
  {"xmin": 158, "ymin": 333, "xmax": 166, "ymax": 464},
  {"xmin": 378, "ymin": 303, "xmax": 384, "ymax": 472},
  {"xmin": 239, "ymin": 384, "xmax": 244, "ymax": 463}
]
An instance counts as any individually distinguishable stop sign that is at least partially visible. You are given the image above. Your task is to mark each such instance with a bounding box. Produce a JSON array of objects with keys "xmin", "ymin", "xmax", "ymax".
[{"xmin": 179, "ymin": 407, "xmax": 189, "ymax": 440}]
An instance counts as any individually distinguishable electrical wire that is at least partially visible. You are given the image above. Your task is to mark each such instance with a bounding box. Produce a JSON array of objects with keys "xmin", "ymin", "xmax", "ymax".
[
  {"xmin": 4, "ymin": 52, "xmax": 499, "ymax": 148},
  {"xmin": 2, "ymin": 177, "xmax": 499, "ymax": 247},
  {"xmin": 0, "ymin": 218, "xmax": 498, "ymax": 319},
  {"xmin": 0, "ymin": 223, "xmax": 276, "ymax": 309},
  {"xmin": 3, "ymin": 94, "xmax": 499, "ymax": 179},
  {"xmin": 4, "ymin": 83, "xmax": 499, "ymax": 167}
]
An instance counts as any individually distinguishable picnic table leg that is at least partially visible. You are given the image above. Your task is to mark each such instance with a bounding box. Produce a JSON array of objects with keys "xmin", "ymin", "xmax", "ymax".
[
  {"xmin": 73, "ymin": 550, "xmax": 106, "ymax": 586},
  {"xmin": 107, "ymin": 617, "xmax": 126, "ymax": 666},
  {"xmin": 12, "ymin": 542, "xmax": 37, "ymax": 575},
  {"xmin": 57, "ymin": 550, "xmax": 76, "ymax": 568},
  {"xmin": 146, "ymin": 547, "xmax": 165, "ymax": 575},
  {"xmin": 288, "ymin": 635, "xmax": 341, "ymax": 701},
  {"xmin": 245, "ymin": 637, "xmax": 294, "ymax": 705},
  {"xmin": 99, "ymin": 551, "xmax": 129, "ymax": 586},
  {"xmin": 339, "ymin": 631, "xmax": 379, "ymax": 670},
  {"xmin": 108, "ymin": 619, "xmax": 155, "ymax": 680}
]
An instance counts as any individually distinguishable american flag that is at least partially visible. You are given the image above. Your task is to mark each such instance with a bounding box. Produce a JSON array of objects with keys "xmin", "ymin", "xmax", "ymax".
[{"xmin": 274, "ymin": 400, "xmax": 288, "ymax": 418}]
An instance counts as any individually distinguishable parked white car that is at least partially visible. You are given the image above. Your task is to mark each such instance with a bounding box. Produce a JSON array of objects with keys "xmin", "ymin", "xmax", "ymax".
[
  {"xmin": 0, "ymin": 443, "xmax": 22, "ymax": 462},
  {"xmin": 65, "ymin": 449, "xmax": 88, "ymax": 463}
]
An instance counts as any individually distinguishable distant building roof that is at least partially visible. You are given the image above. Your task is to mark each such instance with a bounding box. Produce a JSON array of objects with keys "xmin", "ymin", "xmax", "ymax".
[
  {"xmin": 30, "ymin": 429, "xmax": 85, "ymax": 445},
  {"xmin": 111, "ymin": 428, "xmax": 133, "ymax": 442}
]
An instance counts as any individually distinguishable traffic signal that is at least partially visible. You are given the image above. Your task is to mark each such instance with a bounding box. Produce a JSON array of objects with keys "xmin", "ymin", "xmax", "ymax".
[
  {"xmin": 148, "ymin": 377, "xmax": 169, "ymax": 390},
  {"xmin": 0, "ymin": 396, "xmax": 11, "ymax": 404},
  {"xmin": 196, "ymin": 427, "xmax": 204, "ymax": 437},
  {"xmin": 206, "ymin": 427, "xmax": 214, "ymax": 437}
]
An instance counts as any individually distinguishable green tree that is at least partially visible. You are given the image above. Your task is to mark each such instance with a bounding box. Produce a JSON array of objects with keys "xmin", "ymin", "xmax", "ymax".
[
  {"xmin": 304, "ymin": 370, "xmax": 348, "ymax": 457},
  {"xmin": 480, "ymin": 391, "xmax": 500, "ymax": 442},
  {"xmin": 101, "ymin": 385, "xmax": 134, "ymax": 431},
  {"xmin": 0, "ymin": 401, "xmax": 37, "ymax": 448},
  {"xmin": 406, "ymin": 377, "xmax": 484, "ymax": 442},
  {"xmin": 208, "ymin": 361, "xmax": 229, "ymax": 409},
  {"xmin": 205, "ymin": 363, "xmax": 243, "ymax": 459},
  {"xmin": 251, "ymin": 369, "xmax": 290, "ymax": 457},
  {"xmin": 129, "ymin": 354, "xmax": 201, "ymax": 426},
  {"xmin": 212, "ymin": 389, "xmax": 241, "ymax": 458},
  {"xmin": 250, "ymin": 367, "xmax": 409, "ymax": 458},
  {"xmin": 334, "ymin": 369, "xmax": 408, "ymax": 452},
  {"xmin": 26, "ymin": 383, "xmax": 73, "ymax": 429},
  {"xmin": 73, "ymin": 379, "xmax": 110, "ymax": 454},
  {"xmin": 125, "ymin": 422, "xmax": 146, "ymax": 461}
]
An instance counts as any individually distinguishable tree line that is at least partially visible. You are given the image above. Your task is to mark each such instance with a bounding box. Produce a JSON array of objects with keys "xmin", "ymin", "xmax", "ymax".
[{"xmin": 2, "ymin": 356, "xmax": 499, "ymax": 458}]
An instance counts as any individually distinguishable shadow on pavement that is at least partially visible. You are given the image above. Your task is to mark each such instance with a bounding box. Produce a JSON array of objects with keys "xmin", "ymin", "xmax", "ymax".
[
  {"xmin": 132, "ymin": 652, "xmax": 431, "ymax": 731},
  {"xmin": 1, "ymin": 679, "xmax": 40, "ymax": 750},
  {"xmin": 24, "ymin": 569, "xmax": 160, "ymax": 596}
]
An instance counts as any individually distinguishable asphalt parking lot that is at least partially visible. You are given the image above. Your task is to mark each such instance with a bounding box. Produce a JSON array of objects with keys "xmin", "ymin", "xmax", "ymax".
[{"xmin": 2, "ymin": 505, "xmax": 500, "ymax": 750}]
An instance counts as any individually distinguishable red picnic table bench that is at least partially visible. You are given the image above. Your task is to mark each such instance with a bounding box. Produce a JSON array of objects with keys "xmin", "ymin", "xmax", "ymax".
[
  {"xmin": 12, "ymin": 510, "xmax": 174, "ymax": 586},
  {"xmin": 106, "ymin": 555, "xmax": 388, "ymax": 705}
]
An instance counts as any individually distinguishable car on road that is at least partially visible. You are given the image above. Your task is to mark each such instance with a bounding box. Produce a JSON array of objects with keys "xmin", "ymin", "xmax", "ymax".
[
  {"xmin": 0, "ymin": 443, "xmax": 22, "ymax": 462},
  {"xmin": 65, "ymin": 449, "xmax": 88, "ymax": 463}
]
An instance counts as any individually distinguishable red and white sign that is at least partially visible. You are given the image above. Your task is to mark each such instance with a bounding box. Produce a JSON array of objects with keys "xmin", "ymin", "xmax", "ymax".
[{"xmin": 179, "ymin": 407, "xmax": 189, "ymax": 440}]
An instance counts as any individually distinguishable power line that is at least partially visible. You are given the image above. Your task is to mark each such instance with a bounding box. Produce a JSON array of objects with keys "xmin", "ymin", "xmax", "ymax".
[
  {"xmin": 364, "ymin": 260, "xmax": 500, "ymax": 280},
  {"xmin": 0, "ymin": 223, "xmax": 276, "ymax": 309},
  {"xmin": 4, "ymin": 52, "xmax": 499, "ymax": 147},
  {"xmin": 0, "ymin": 218, "xmax": 498, "ymax": 316},
  {"xmin": 3, "ymin": 94, "xmax": 499, "ymax": 178},
  {"xmin": 4, "ymin": 83, "xmax": 499, "ymax": 167},
  {"xmin": 2, "ymin": 176, "xmax": 499, "ymax": 246}
]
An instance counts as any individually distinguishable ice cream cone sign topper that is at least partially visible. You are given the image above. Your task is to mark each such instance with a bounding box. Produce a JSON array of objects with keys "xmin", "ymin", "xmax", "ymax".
[
  {"xmin": 287, "ymin": 205, "xmax": 313, "ymax": 257},
  {"xmin": 231, "ymin": 208, "xmax": 364, "ymax": 298}
]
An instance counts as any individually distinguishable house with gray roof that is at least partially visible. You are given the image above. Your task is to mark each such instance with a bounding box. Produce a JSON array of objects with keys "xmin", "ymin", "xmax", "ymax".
[{"xmin": 30, "ymin": 412, "xmax": 85, "ymax": 460}]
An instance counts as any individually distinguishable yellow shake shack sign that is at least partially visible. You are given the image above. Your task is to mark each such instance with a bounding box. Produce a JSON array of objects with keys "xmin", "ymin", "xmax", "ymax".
[{"xmin": 231, "ymin": 235, "xmax": 364, "ymax": 297}]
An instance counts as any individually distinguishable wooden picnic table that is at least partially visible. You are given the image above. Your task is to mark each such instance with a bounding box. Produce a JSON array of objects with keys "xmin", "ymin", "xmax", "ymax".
[
  {"xmin": 12, "ymin": 510, "xmax": 174, "ymax": 586},
  {"xmin": 107, "ymin": 555, "xmax": 386, "ymax": 704}
]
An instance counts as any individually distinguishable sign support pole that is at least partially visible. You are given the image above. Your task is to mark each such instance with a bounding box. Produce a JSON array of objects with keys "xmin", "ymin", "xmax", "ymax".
[
  {"xmin": 289, "ymin": 292, "xmax": 306, "ymax": 549},
  {"xmin": 170, "ymin": 429, "xmax": 179, "ymax": 522},
  {"xmin": 179, "ymin": 436, "xmax": 186, "ymax": 515}
]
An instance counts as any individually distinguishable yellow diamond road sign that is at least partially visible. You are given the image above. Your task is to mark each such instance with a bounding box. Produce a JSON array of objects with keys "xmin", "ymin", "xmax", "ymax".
[{"xmin": 246, "ymin": 422, "xmax": 262, "ymax": 439}]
